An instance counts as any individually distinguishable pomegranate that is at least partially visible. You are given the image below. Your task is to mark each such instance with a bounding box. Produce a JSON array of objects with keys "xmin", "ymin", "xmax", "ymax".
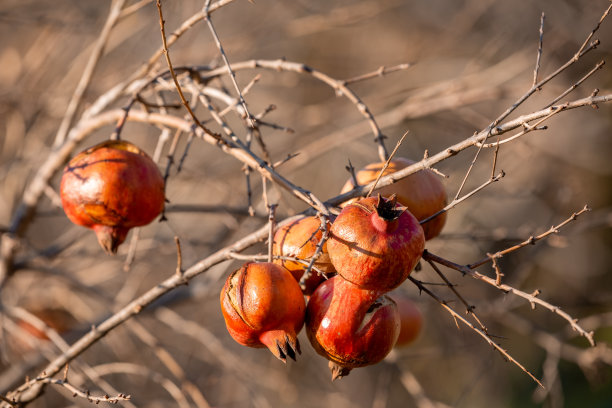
[
  {"xmin": 220, "ymin": 262, "xmax": 306, "ymax": 362},
  {"xmin": 327, "ymin": 195, "xmax": 425, "ymax": 292},
  {"xmin": 60, "ymin": 140, "xmax": 165, "ymax": 254},
  {"xmin": 389, "ymin": 291, "xmax": 423, "ymax": 347},
  {"xmin": 341, "ymin": 157, "xmax": 447, "ymax": 240},
  {"xmin": 272, "ymin": 216, "xmax": 335, "ymax": 294},
  {"xmin": 305, "ymin": 276, "xmax": 400, "ymax": 380}
]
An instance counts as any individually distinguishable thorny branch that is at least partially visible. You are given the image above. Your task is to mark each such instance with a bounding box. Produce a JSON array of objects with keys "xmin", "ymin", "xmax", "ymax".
[
  {"xmin": 408, "ymin": 276, "xmax": 544, "ymax": 388},
  {"xmin": 421, "ymin": 205, "xmax": 595, "ymax": 346}
]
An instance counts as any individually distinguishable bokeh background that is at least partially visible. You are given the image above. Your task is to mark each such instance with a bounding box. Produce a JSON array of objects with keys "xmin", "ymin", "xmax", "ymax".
[{"xmin": 1, "ymin": 0, "xmax": 612, "ymax": 407}]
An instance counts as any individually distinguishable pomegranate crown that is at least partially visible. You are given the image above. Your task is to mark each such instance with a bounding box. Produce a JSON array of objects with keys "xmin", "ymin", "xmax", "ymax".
[{"xmin": 373, "ymin": 194, "xmax": 405, "ymax": 221}]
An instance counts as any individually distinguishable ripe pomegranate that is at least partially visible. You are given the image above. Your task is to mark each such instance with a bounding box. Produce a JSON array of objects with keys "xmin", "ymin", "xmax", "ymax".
[
  {"xmin": 272, "ymin": 216, "xmax": 335, "ymax": 294},
  {"xmin": 60, "ymin": 140, "xmax": 165, "ymax": 254},
  {"xmin": 327, "ymin": 195, "xmax": 425, "ymax": 292},
  {"xmin": 305, "ymin": 276, "xmax": 400, "ymax": 380},
  {"xmin": 220, "ymin": 262, "xmax": 306, "ymax": 362},
  {"xmin": 341, "ymin": 157, "xmax": 447, "ymax": 240},
  {"xmin": 389, "ymin": 291, "xmax": 423, "ymax": 347}
]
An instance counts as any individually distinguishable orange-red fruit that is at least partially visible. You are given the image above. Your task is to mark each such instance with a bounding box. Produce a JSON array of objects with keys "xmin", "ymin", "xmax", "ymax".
[
  {"xmin": 341, "ymin": 157, "xmax": 447, "ymax": 240},
  {"xmin": 327, "ymin": 195, "xmax": 425, "ymax": 292},
  {"xmin": 60, "ymin": 140, "xmax": 165, "ymax": 254},
  {"xmin": 273, "ymin": 216, "xmax": 335, "ymax": 295},
  {"xmin": 220, "ymin": 262, "xmax": 306, "ymax": 362},
  {"xmin": 305, "ymin": 276, "xmax": 400, "ymax": 380},
  {"xmin": 389, "ymin": 292, "xmax": 423, "ymax": 347}
]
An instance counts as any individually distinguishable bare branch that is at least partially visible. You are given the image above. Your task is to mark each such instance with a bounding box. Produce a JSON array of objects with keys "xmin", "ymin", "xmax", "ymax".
[{"xmin": 409, "ymin": 276, "xmax": 544, "ymax": 388}]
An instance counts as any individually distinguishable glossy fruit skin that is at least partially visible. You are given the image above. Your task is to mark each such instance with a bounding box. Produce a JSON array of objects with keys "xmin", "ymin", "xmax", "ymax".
[
  {"xmin": 305, "ymin": 276, "xmax": 400, "ymax": 380},
  {"xmin": 389, "ymin": 291, "xmax": 423, "ymax": 347},
  {"xmin": 341, "ymin": 157, "xmax": 447, "ymax": 240},
  {"xmin": 220, "ymin": 262, "xmax": 306, "ymax": 362},
  {"xmin": 60, "ymin": 140, "xmax": 165, "ymax": 254},
  {"xmin": 272, "ymin": 216, "xmax": 335, "ymax": 294},
  {"xmin": 327, "ymin": 195, "xmax": 425, "ymax": 292}
]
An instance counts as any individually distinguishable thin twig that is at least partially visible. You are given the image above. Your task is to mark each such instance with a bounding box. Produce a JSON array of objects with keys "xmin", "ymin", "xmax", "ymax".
[
  {"xmin": 469, "ymin": 205, "xmax": 591, "ymax": 268},
  {"xmin": 341, "ymin": 63, "xmax": 412, "ymax": 85},
  {"xmin": 217, "ymin": 74, "xmax": 261, "ymax": 118},
  {"xmin": 267, "ymin": 203, "xmax": 277, "ymax": 263},
  {"xmin": 533, "ymin": 12, "xmax": 545, "ymax": 87},
  {"xmin": 420, "ymin": 171, "xmax": 505, "ymax": 225},
  {"xmin": 476, "ymin": 109, "xmax": 556, "ymax": 148},
  {"xmin": 423, "ymin": 250, "xmax": 595, "ymax": 347},
  {"xmin": 491, "ymin": 139, "xmax": 500, "ymax": 179},
  {"xmin": 200, "ymin": 59, "xmax": 389, "ymax": 161},
  {"xmin": 203, "ymin": 0, "xmax": 256, "ymax": 129},
  {"xmin": 299, "ymin": 214, "xmax": 331, "ymax": 291},
  {"xmin": 545, "ymin": 60, "xmax": 605, "ymax": 108},
  {"xmin": 156, "ymin": 0, "xmax": 223, "ymax": 142},
  {"xmin": 174, "ymin": 236, "xmax": 183, "ymax": 276},
  {"xmin": 366, "ymin": 130, "xmax": 409, "ymax": 197},
  {"xmin": 424, "ymin": 257, "xmax": 487, "ymax": 333},
  {"xmin": 574, "ymin": 2, "xmax": 612, "ymax": 57},
  {"xmin": 27, "ymin": 376, "xmax": 130, "ymax": 404}
]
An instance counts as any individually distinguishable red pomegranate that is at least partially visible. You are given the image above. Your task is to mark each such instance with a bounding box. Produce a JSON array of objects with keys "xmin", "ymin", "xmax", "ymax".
[
  {"xmin": 327, "ymin": 195, "xmax": 425, "ymax": 292},
  {"xmin": 340, "ymin": 157, "xmax": 447, "ymax": 240},
  {"xmin": 60, "ymin": 140, "xmax": 165, "ymax": 254},
  {"xmin": 305, "ymin": 276, "xmax": 400, "ymax": 380},
  {"xmin": 272, "ymin": 216, "xmax": 335, "ymax": 294},
  {"xmin": 220, "ymin": 262, "xmax": 306, "ymax": 362}
]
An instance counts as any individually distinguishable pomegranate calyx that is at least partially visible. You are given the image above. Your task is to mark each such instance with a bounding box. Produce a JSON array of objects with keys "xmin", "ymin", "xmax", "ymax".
[
  {"xmin": 374, "ymin": 194, "xmax": 405, "ymax": 221},
  {"xmin": 93, "ymin": 225, "xmax": 129, "ymax": 255},
  {"xmin": 329, "ymin": 361, "xmax": 352, "ymax": 381},
  {"xmin": 260, "ymin": 329, "xmax": 301, "ymax": 363}
]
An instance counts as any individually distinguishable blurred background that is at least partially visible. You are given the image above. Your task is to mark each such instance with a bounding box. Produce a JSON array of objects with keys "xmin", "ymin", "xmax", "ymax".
[{"xmin": 1, "ymin": 0, "xmax": 612, "ymax": 407}]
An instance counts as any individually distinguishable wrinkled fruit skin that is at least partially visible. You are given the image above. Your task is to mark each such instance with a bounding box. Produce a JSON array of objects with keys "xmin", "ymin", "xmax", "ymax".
[
  {"xmin": 60, "ymin": 140, "xmax": 165, "ymax": 254},
  {"xmin": 220, "ymin": 262, "xmax": 306, "ymax": 362},
  {"xmin": 389, "ymin": 291, "xmax": 423, "ymax": 347},
  {"xmin": 327, "ymin": 195, "xmax": 425, "ymax": 292},
  {"xmin": 341, "ymin": 157, "xmax": 447, "ymax": 240},
  {"xmin": 273, "ymin": 216, "xmax": 336, "ymax": 295},
  {"xmin": 305, "ymin": 276, "xmax": 400, "ymax": 380}
]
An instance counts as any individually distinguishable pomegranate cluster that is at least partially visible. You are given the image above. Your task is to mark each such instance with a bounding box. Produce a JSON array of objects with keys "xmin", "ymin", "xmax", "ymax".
[
  {"xmin": 219, "ymin": 157, "xmax": 446, "ymax": 379},
  {"xmin": 306, "ymin": 195, "xmax": 425, "ymax": 379}
]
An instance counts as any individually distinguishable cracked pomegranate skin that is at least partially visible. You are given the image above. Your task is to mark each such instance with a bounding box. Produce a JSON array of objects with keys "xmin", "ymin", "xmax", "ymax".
[
  {"xmin": 272, "ymin": 216, "xmax": 335, "ymax": 294},
  {"xmin": 220, "ymin": 262, "xmax": 306, "ymax": 362},
  {"xmin": 340, "ymin": 157, "xmax": 447, "ymax": 240},
  {"xmin": 60, "ymin": 140, "xmax": 165, "ymax": 254},
  {"xmin": 305, "ymin": 276, "xmax": 400, "ymax": 375},
  {"xmin": 327, "ymin": 196, "xmax": 425, "ymax": 292}
]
